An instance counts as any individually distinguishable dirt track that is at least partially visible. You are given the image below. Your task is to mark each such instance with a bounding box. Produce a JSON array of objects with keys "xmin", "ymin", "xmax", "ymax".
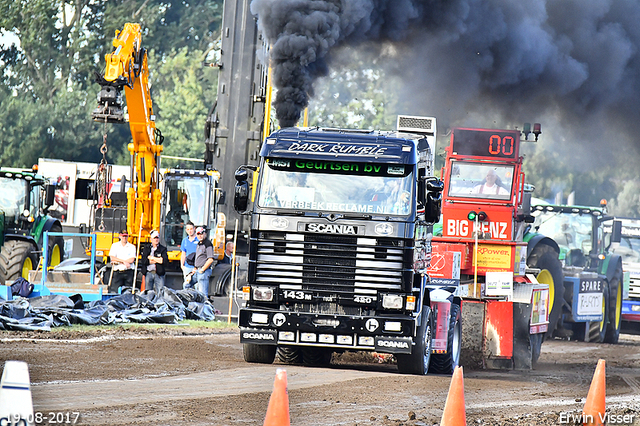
[{"xmin": 1, "ymin": 325, "xmax": 640, "ymax": 426}]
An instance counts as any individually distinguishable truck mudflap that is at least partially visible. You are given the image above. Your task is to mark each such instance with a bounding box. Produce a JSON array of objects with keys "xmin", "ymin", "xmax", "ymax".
[{"xmin": 238, "ymin": 308, "xmax": 418, "ymax": 354}]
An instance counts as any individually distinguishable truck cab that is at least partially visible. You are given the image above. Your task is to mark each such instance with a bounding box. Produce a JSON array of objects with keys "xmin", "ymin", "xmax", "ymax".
[{"xmin": 234, "ymin": 117, "xmax": 444, "ymax": 374}]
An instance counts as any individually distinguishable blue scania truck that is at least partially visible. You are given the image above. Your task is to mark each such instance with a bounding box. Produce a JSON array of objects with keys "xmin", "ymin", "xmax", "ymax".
[{"xmin": 233, "ymin": 116, "xmax": 456, "ymax": 374}]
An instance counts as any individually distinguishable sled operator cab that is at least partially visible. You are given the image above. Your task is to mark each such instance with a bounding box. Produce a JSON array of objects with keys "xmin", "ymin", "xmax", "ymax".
[{"xmin": 431, "ymin": 125, "xmax": 552, "ymax": 369}]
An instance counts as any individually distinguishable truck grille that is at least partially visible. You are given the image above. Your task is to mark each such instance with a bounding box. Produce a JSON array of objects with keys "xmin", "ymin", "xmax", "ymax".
[{"xmin": 254, "ymin": 231, "xmax": 408, "ymax": 296}]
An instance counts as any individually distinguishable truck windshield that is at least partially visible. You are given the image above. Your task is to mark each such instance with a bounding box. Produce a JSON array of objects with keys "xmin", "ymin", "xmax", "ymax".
[
  {"xmin": 0, "ymin": 177, "xmax": 27, "ymax": 221},
  {"xmin": 163, "ymin": 177, "xmax": 209, "ymax": 245},
  {"xmin": 610, "ymin": 228, "xmax": 640, "ymax": 263},
  {"xmin": 257, "ymin": 159, "xmax": 414, "ymax": 215},
  {"xmin": 447, "ymin": 161, "xmax": 514, "ymax": 200}
]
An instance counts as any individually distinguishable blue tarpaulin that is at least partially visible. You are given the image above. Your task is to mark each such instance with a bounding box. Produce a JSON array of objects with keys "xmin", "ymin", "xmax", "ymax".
[{"xmin": 0, "ymin": 288, "xmax": 216, "ymax": 331}]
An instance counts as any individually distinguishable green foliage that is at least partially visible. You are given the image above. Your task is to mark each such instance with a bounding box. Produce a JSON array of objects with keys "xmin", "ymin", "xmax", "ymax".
[
  {"xmin": 150, "ymin": 47, "xmax": 218, "ymax": 167},
  {"xmin": 0, "ymin": 0, "xmax": 223, "ymax": 168}
]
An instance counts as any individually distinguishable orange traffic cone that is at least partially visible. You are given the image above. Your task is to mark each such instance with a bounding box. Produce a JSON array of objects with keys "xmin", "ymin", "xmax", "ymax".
[
  {"xmin": 441, "ymin": 366, "xmax": 466, "ymax": 426},
  {"xmin": 263, "ymin": 368, "xmax": 290, "ymax": 426},
  {"xmin": 582, "ymin": 359, "xmax": 606, "ymax": 426}
]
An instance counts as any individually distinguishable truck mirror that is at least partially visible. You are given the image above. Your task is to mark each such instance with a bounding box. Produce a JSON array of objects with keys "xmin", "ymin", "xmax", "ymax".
[
  {"xmin": 425, "ymin": 192, "xmax": 442, "ymax": 224},
  {"xmin": 44, "ymin": 184, "xmax": 56, "ymax": 207},
  {"xmin": 235, "ymin": 168, "xmax": 249, "ymax": 182},
  {"xmin": 218, "ymin": 189, "xmax": 226, "ymax": 205},
  {"xmin": 427, "ymin": 179, "xmax": 444, "ymax": 193},
  {"xmin": 234, "ymin": 181, "xmax": 249, "ymax": 213},
  {"xmin": 611, "ymin": 220, "xmax": 622, "ymax": 243}
]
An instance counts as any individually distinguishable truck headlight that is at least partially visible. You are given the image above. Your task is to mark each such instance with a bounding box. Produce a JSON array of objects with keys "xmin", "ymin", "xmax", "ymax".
[
  {"xmin": 632, "ymin": 305, "xmax": 640, "ymax": 312},
  {"xmin": 382, "ymin": 294, "xmax": 403, "ymax": 309},
  {"xmin": 253, "ymin": 286, "xmax": 274, "ymax": 301}
]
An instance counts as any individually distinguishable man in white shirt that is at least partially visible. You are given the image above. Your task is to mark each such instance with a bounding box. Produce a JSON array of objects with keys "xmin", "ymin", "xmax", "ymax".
[
  {"xmin": 472, "ymin": 169, "xmax": 509, "ymax": 196},
  {"xmin": 109, "ymin": 229, "xmax": 137, "ymax": 292}
]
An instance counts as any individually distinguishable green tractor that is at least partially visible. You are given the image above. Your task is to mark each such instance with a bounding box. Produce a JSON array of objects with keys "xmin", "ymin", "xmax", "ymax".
[
  {"xmin": 527, "ymin": 204, "xmax": 624, "ymax": 343},
  {"xmin": 0, "ymin": 167, "xmax": 65, "ymax": 287}
]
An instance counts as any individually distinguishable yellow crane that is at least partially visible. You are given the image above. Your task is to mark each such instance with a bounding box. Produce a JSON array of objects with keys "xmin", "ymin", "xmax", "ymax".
[{"xmin": 91, "ymin": 22, "xmax": 162, "ymax": 252}]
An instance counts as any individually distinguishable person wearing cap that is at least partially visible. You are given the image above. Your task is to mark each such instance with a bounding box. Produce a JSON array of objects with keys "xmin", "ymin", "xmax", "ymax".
[
  {"xmin": 185, "ymin": 226, "xmax": 215, "ymax": 295},
  {"xmin": 141, "ymin": 230, "xmax": 169, "ymax": 294},
  {"xmin": 180, "ymin": 221, "xmax": 198, "ymax": 284},
  {"xmin": 109, "ymin": 230, "xmax": 137, "ymax": 292}
]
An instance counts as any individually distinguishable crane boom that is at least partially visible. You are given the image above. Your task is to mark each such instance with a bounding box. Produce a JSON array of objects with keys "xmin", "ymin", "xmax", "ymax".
[{"xmin": 92, "ymin": 22, "xmax": 162, "ymax": 242}]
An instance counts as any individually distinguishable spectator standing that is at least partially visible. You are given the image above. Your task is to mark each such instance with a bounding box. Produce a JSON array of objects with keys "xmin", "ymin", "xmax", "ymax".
[
  {"xmin": 186, "ymin": 226, "xmax": 215, "ymax": 296},
  {"xmin": 180, "ymin": 221, "xmax": 198, "ymax": 284},
  {"xmin": 141, "ymin": 230, "xmax": 169, "ymax": 294},
  {"xmin": 109, "ymin": 229, "xmax": 137, "ymax": 292}
]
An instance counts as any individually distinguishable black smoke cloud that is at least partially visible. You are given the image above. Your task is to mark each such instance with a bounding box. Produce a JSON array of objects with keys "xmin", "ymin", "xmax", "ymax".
[{"xmin": 250, "ymin": 0, "xmax": 640, "ymax": 167}]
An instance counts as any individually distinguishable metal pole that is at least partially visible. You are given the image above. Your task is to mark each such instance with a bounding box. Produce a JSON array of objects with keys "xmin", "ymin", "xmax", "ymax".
[
  {"xmin": 132, "ymin": 212, "xmax": 144, "ymax": 293},
  {"xmin": 228, "ymin": 219, "xmax": 238, "ymax": 324},
  {"xmin": 474, "ymin": 216, "xmax": 478, "ymax": 298}
]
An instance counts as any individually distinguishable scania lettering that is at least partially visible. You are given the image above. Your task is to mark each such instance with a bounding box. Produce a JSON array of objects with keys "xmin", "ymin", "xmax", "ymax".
[
  {"xmin": 234, "ymin": 115, "xmax": 447, "ymax": 375},
  {"xmin": 306, "ymin": 223, "xmax": 357, "ymax": 234}
]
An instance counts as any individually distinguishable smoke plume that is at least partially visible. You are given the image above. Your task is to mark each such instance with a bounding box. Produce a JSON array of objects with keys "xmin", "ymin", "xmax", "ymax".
[{"xmin": 250, "ymin": 0, "xmax": 640, "ymax": 174}]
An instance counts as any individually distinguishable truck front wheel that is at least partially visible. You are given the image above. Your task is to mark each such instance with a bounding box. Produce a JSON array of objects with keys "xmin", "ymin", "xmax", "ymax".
[
  {"xmin": 243, "ymin": 343, "xmax": 276, "ymax": 364},
  {"xmin": 397, "ymin": 306, "xmax": 433, "ymax": 375},
  {"xmin": 429, "ymin": 303, "xmax": 461, "ymax": 375}
]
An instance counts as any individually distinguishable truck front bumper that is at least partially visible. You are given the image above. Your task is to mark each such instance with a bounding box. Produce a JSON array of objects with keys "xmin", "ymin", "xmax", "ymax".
[{"xmin": 238, "ymin": 307, "xmax": 418, "ymax": 354}]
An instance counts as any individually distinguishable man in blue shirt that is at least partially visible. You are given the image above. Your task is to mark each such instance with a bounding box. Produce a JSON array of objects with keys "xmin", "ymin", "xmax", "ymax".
[{"xmin": 180, "ymin": 221, "xmax": 198, "ymax": 288}]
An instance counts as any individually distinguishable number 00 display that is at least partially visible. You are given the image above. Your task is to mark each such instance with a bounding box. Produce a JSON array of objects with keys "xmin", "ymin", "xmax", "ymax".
[{"xmin": 452, "ymin": 128, "xmax": 520, "ymax": 159}]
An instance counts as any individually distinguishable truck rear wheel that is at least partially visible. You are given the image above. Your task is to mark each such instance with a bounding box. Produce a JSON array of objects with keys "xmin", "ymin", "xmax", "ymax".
[
  {"xmin": 429, "ymin": 303, "xmax": 461, "ymax": 375},
  {"xmin": 397, "ymin": 306, "xmax": 433, "ymax": 375},
  {"xmin": 301, "ymin": 348, "xmax": 332, "ymax": 366},
  {"xmin": 276, "ymin": 346, "xmax": 303, "ymax": 364},
  {"xmin": 527, "ymin": 244, "xmax": 563, "ymax": 339},
  {"xmin": 604, "ymin": 269, "xmax": 623, "ymax": 344},
  {"xmin": 0, "ymin": 240, "xmax": 38, "ymax": 285},
  {"xmin": 243, "ymin": 343, "xmax": 276, "ymax": 364}
]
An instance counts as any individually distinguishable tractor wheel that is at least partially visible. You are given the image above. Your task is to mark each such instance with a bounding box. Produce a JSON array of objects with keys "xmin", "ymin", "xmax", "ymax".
[
  {"xmin": 527, "ymin": 244, "xmax": 563, "ymax": 339},
  {"xmin": 301, "ymin": 347, "xmax": 332, "ymax": 367},
  {"xmin": 47, "ymin": 224, "xmax": 65, "ymax": 269},
  {"xmin": 0, "ymin": 240, "xmax": 38, "ymax": 285},
  {"xmin": 397, "ymin": 306, "xmax": 433, "ymax": 375},
  {"xmin": 243, "ymin": 343, "xmax": 276, "ymax": 364},
  {"xmin": 590, "ymin": 283, "xmax": 610, "ymax": 343},
  {"xmin": 276, "ymin": 346, "xmax": 303, "ymax": 364},
  {"xmin": 429, "ymin": 303, "xmax": 461, "ymax": 375},
  {"xmin": 604, "ymin": 268, "xmax": 623, "ymax": 344}
]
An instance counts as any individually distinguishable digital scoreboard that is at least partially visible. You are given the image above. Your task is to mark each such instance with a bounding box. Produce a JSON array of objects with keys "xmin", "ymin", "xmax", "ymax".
[{"xmin": 451, "ymin": 128, "xmax": 521, "ymax": 160}]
